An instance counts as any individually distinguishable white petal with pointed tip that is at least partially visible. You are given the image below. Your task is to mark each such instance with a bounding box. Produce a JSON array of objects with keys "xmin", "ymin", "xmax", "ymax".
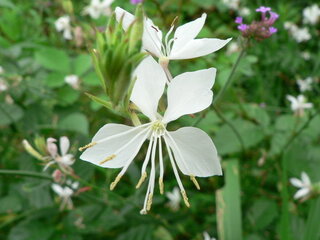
[
  {"xmin": 131, "ymin": 57, "xmax": 167, "ymax": 121},
  {"xmin": 60, "ymin": 136, "xmax": 70, "ymax": 156},
  {"xmin": 290, "ymin": 178, "xmax": 303, "ymax": 188},
  {"xmin": 294, "ymin": 188, "xmax": 310, "ymax": 199},
  {"xmin": 80, "ymin": 124, "xmax": 149, "ymax": 168},
  {"xmin": 301, "ymin": 172, "xmax": 311, "ymax": 185},
  {"xmin": 170, "ymin": 13, "xmax": 207, "ymax": 54},
  {"xmin": 163, "ymin": 68, "xmax": 216, "ymax": 123},
  {"xmin": 143, "ymin": 18, "xmax": 163, "ymax": 57},
  {"xmin": 52, "ymin": 184, "xmax": 64, "ymax": 196},
  {"xmin": 170, "ymin": 38, "xmax": 232, "ymax": 60},
  {"xmin": 164, "ymin": 127, "xmax": 222, "ymax": 177},
  {"xmin": 115, "ymin": 7, "xmax": 135, "ymax": 31}
]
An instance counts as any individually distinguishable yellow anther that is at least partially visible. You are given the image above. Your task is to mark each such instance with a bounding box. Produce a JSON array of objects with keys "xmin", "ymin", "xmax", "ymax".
[
  {"xmin": 190, "ymin": 175, "xmax": 200, "ymax": 190},
  {"xmin": 99, "ymin": 154, "xmax": 116, "ymax": 165},
  {"xmin": 79, "ymin": 142, "xmax": 97, "ymax": 152},
  {"xmin": 159, "ymin": 178, "xmax": 164, "ymax": 194},
  {"xmin": 110, "ymin": 174, "xmax": 122, "ymax": 190},
  {"xmin": 146, "ymin": 193, "xmax": 153, "ymax": 211},
  {"xmin": 181, "ymin": 190, "xmax": 190, "ymax": 208},
  {"xmin": 136, "ymin": 172, "xmax": 147, "ymax": 189}
]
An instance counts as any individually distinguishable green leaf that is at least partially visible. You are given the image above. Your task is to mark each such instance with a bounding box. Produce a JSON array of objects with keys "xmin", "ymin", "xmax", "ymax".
[
  {"xmin": 8, "ymin": 220, "xmax": 54, "ymax": 240},
  {"xmin": 58, "ymin": 112, "xmax": 89, "ymax": 135},
  {"xmin": 216, "ymin": 159, "xmax": 242, "ymax": 240},
  {"xmin": 85, "ymin": 92, "xmax": 113, "ymax": 110},
  {"xmin": 0, "ymin": 103, "xmax": 24, "ymax": 125},
  {"xmin": 45, "ymin": 72, "xmax": 65, "ymax": 88},
  {"xmin": 82, "ymin": 71, "xmax": 101, "ymax": 87},
  {"xmin": 0, "ymin": 195, "xmax": 22, "ymax": 213},
  {"xmin": 35, "ymin": 47, "xmax": 70, "ymax": 73},
  {"xmin": 73, "ymin": 54, "xmax": 92, "ymax": 76},
  {"xmin": 242, "ymin": 104, "xmax": 270, "ymax": 127},
  {"xmin": 303, "ymin": 197, "xmax": 320, "ymax": 239},
  {"xmin": 116, "ymin": 225, "xmax": 154, "ymax": 240},
  {"xmin": 214, "ymin": 119, "xmax": 265, "ymax": 155},
  {"xmin": 56, "ymin": 86, "xmax": 80, "ymax": 106},
  {"xmin": 247, "ymin": 199, "xmax": 278, "ymax": 231}
]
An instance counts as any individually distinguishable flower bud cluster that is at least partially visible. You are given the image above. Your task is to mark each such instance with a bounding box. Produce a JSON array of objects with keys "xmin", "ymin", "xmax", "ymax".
[{"xmin": 235, "ymin": 6, "xmax": 279, "ymax": 41}]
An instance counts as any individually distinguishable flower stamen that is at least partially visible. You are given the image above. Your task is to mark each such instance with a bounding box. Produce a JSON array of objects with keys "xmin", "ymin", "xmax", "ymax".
[
  {"xmin": 190, "ymin": 175, "xmax": 201, "ymax": 190},
  {"xmin": 136, "ymin": 171, "xmax": 147, "ymax": 189},
  {"xmin": 79, "ymin": 142, "xmax": 97, "ymax": 151},
  {"xmin": 99, "ymin": 154, "xmax": 116, "ymax": 165},
  {"xmin": 110, "ymin": 174, "xmax": 123, "ymax": 190},
  {"xmin": 181, "ymin": 190, "xmax": 190, "ymax": 208}
]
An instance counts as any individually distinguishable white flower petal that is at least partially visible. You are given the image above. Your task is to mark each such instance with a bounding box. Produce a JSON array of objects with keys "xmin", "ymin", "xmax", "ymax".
[
  {"xmin": 115, "ymin": 7, "xmax": 135, "ymax": 31},
  {"xmin": 131, "ymin": 57, "xmax": 167, "ymax": 121},
  {"xmin": 170, "ymin": 13, "xmax": 207, "ymax": 55},
  {"xmin": 290, "ymin": 178, "xmax": 304, "ymax": 188},
  {"xmin": 59, "ymin": 136, "xmax": 70, "ymax": 156},
  {"xmin": 80, "ymin": 124, "xmax": 149, "ymax": 168},
  {"xmin": 164, "ymin": 127, "xmax": 222, "ymax": 177},
  {"xmin": 170, "ymin": 38, "xmax": 232, "ymax": 60},
  {"xmin": 301, "ymin": 172, "xmax": 311, "ymax": 186},
  {"xmin": 163, "ymin": 68, "xmax": 216, "ymax": 123},
  {"xmin": 52, "ymin": 184, "xmax": 64, "ymax": 196},
  {"xmin": 47, "ymin": 138, "xmax": 58, "ymax": 157},
  {"xmin": 294, "ymin": 187, "xmax": 310, "ymax": 199},
  {"xmin": 143, "ymin": 18, "xmax": 163, "ymax": 57}
]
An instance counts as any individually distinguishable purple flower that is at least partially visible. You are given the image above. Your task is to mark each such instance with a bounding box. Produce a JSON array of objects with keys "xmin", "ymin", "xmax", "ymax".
[
  {"xmin": 256, "ymin": 6, "xmax": 271, "ymax": 13},
  {"xmin": 237, "ymin": 24, "xmax": 248, "ymax": 32},
  {"xmin": 269, "ymin": 27, "xmax": 277, "ymax": 35},
  {"xmin": 130, "ymin": 0, "xmax": 143, "ymax": 4},
  {"xmin": 266, "ymin": 11, "xmax": 279, "ymax": 25},
  {"xmin": 235, "ymin": 17, "xmax": 243, "ymax": 24}
]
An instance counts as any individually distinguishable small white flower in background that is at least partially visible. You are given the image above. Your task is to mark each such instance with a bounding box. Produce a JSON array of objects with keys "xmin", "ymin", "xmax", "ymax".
[
  {"xmin": 55, "ymin": 16, "xmax": 73, "ymax": 40},
  {"xmin": 290, "ymin": 172, "xmax": 312, "ymax": 200},
  {"xmin": 239, "ymin": 7, "xmax": 251, "ymax": 16},
  {"xmin": 80, "ymin": 57, "xmax": 222, "ymax": 214},
  {"xmin": 83, "ymin": 0, "xmax": 114, "ymax": 19},
  {"xmin": 166, "ymin": 187, "xmax": 181, "ymax": 211},
  {"xmin": 0, "ymin": 66, "xmax": 4, "ymax": 74},
  {"xmin": 303, "ymin": 4, "xmax": 320, "ymax": 25},
  {"xmin": 115, "ymin": 7, "xmax": 231, "ymax": 64},
  {"xmin": 284, "ymin": 22, "xmax": 311, "ymax": 43},
  {"xmin": 301, "ymin": 51, "xmax": 311, "ymax": 60},
  {"xmin": 52, "ymin": 180, "xmax": 79, "ymax": 210},
  {"xmin": 203, "ymin": 232, "xmax": 216, "ymax": 240},
  {"xmin": 226, "ymin": 42, "xmax": 240, "ymax": 55},
  {"xmin": 44, "ymin": 136, "xmax": 75, "ymax": 173},
  {"xmin": 0, "ymin": 78, "xmax": 8, "ymax": 92},
  {"xmin": 297, "ymin": 77, "xmax": 313, "ymax": 92},
  {"xmin": 286, "ymin": 94, "xmax": 313, "ymax": 116},
  {"xmin": 222, "ymin": 0, "xmax": 239, "ymax": 10},
  {"xmin": 65, "ymin": 75, "xmax": 80, "ymax": 89}
]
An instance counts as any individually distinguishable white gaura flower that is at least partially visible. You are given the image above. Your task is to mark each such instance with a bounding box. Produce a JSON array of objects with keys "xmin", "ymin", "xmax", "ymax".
[
  {"xmin": 115, "ymin": 7, "xmax": 231, "ymax": 63},
  {"xmin": 166, "ymin": 187, "xmax": 181, "ymax": 211},
  {"xmin": 65, "ymin": 75, "xmax": 80, "ymax": 89},
  {"xmin": 286, "ymin": 94, "xmax": 313, "ymax": 116},
  {"xmin": 83, "ymin": 0, "xmax": 114, "ymax": 19},
  {"xmin": 203, "ymin": 232, "xmax": 216, "ymax": 240},
  {"xmin": 52, "ymin": 180, "xmax": 79, "ymax": 210},
  {"xmin": 226, "ymin": 42, "xmax": 240, "ymax": 55},
  {"xmin": 45, "ymin": 137, "xmax": 75, "ymax": 173},
  {"xmin": 55, "ymin": 16, "xmax": 73, "ymax": 40},
  {"xmin": 297, "ymin": 77, "xmax": 313, "ymax": 92},
  {"xmin": 80, "ymin": 57, "xmax": 222, "ymax": 214},
  {"xmin": 303, "ymin": 4, "xmax": 320, "ymax": 25},
  {"xmin": 290, "ymin": 172, "xmax": 312, "ymax": 200}
]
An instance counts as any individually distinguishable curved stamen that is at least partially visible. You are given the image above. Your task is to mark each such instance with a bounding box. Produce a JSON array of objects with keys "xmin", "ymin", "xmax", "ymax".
[
  {"xmin": 144, "ymin": 20, "xmax": 165, "ymax": 57},
  {"xmin": 140, "ymin": 135, "xmax": 157, "ymax": 214},
  {"xmin": 137, "ymin": 132, "xmax": 155, "ymax": 188},
  {"xmin": 164, "ymin": 26, "xmax": 174, "ymax": 56},
  {"xmin": 158, "ymin": 137, "xmax": 164, "ymax": 194},
  {"xmin": 163, "ymin": 136, "xmax": 190, "ymax": 207},
  {"xmin": 110, "ymin": 128, "xmax": 152, "ymax": 190}
]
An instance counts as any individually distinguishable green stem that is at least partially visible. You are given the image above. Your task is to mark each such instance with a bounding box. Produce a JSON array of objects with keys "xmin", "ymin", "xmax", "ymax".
[
  {"xmin": 213, "ymin": 48, "xmax": 246, "ymax": 105},
  {"xmin": 0, "ymin": 169, "xmax": 52, "ymax": 180}
]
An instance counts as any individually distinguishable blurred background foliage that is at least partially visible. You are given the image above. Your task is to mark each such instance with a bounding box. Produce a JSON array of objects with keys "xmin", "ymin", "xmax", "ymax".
[{"xmin": 0, "ymin": 0, "xmax": 319, "ymax": 239}]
